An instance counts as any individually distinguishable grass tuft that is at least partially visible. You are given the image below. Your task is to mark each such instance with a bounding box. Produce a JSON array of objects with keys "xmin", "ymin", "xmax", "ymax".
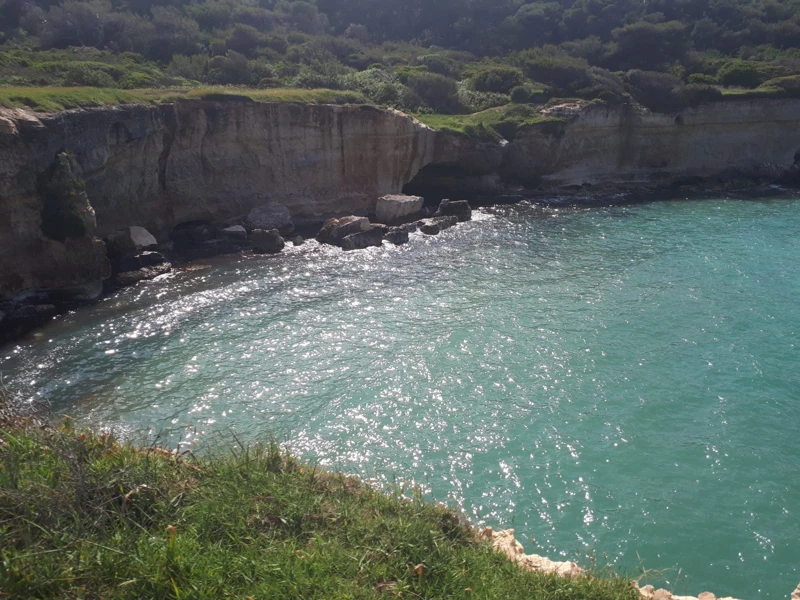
[
  {"xmin": 0, "ymin": 423, "xmax": 641, "ymax": 599},
  {"xmin": 0, "ymin": 86, "xmax": 368, "ymax": 113}
]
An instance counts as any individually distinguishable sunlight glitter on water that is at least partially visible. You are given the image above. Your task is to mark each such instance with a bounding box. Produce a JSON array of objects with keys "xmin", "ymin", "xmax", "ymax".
[{"xmin": 3, "ymin": 198, "xmax": 800, "ymax": 598}]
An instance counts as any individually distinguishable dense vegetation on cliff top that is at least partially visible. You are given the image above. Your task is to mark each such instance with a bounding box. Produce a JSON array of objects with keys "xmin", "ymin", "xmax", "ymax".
[
  {"xmin": 1, "ymin": 0, "xmax": 800, "ymax": 119},
  {"xmin": 0, "ymin": 420, "xmax": 642, "ymax": 599}
]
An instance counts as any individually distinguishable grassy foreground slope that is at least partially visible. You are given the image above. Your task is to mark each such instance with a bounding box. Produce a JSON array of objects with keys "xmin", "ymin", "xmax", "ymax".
[{"xmin": 0, "ymin": 422, "xmax": 640, "ymax": 600}]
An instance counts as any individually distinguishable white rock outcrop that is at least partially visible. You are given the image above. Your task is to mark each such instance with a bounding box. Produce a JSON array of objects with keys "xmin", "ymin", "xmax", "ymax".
[
  {"xmin": 482, "ymin": 527, "xmax": 745, "ymax": 600},
  {"xmin": 375, "ymin": 194, "xmax": 424, "ymax": 224}
]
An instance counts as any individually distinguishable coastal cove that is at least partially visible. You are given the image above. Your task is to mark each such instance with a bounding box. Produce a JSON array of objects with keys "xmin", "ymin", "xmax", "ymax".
[{"xmin": 3, "ymin": 197, "xmax": 800, "ymax": 598}]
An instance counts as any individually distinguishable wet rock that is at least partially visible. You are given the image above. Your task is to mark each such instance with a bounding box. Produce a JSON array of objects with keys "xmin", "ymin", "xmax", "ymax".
[
  {"xmin": 384, "ymin": 227, "xmax": 409, "ymax": 245},
  {"xmin": 399, "ymin": 221, "xmax": 418, "ymax": 233},
  {"xmin": 118, "ymin": 251, "xmax": 166, "ymax": 272},
  {"xmin": 435, "ymin": 199, "xmax": 472, "ymax": 222},
  {"xmin": 341, "ymin": 227, "xmax": 384, "ymax": 251},
  {"xmin": 252, "ymin": 229, "xmax": 285, "ymax": 254},
  {"xmin": 221, "ymin": 225, "xmax": 247, "ymax": 240},
  {"xmin": 0, "ymin": 303, "xmax": 59, "ymax": 344},
  {"xmin": 375, "ymin": 194, "xmax": 424, "ymax": 225},
  {"xmin": 106, "ymin": 226, "xmax": 158, "ymax": 257},
  {"xmin": 113, "ymin": 263, "xmax": 172, "ymax": 287},
  {"xmin": 246, "ymin": 202, "xmax": 294, "ymax": 234},
  {"xmin": 316, "ymin": 216, "xmax": 371, "ymax": 245},
  {"xmin": 291, "ymin": 235, "xmax": 304, "ymax": 246},
  {"xmin": 419, "ymin": 215, "xmax": 458, "ymax": 235},
  {"xmin": 793, "ymin": 584, "xmax": 800, "ymax": 600}
]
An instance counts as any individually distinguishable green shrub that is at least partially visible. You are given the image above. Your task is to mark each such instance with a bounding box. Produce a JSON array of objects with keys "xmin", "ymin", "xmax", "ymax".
[
  {"xmin": 406, "ymin": 71, "xmax": 460, "ymax": 113},
  {"xmin": 687, "ymin": 73, "xmax": 717, "ymax": 85},
  {"xmin": 118, "ymin": 71, "xmax": 156, "ymax": 89},
  {"xmin": 684, "ymin": 83, "xmax": 723, "ymax": 106},
  {"xmin": 625, "ymin": 70, "xmax": 688, "ymax": 113},
  {"xmin": 717, "ymin": 60, "xmax": 773, "ymax": 87},
  {"xmin": 471, "ymin": 66, "xmax": 524, "ymax": 94},
  {"xmin": 62, "ymin": 64, "xmax": 117, "ymax": 88},
  {"xmin": 417, "ymin": 54, "xmax": 461, "ymax": 77},
  {"xmin": 457, "ymin": 84, "xmax": 509, "ymax": 112},
  {"xmin": 509, "ymin": 85, "xmax": 530, "ymax": 103}
]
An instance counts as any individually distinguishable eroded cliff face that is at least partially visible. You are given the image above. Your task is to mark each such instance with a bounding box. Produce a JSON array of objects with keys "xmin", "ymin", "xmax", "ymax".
[
  {"xmin": 0, "ymin": 101, "xmax": 436, "ymax": 300},
  {"xmin": 503, "ymin": 99, "xmax": 800, "ymax": 189},
  {"xmin": 2, "ymin": 97, "xmax": 800, "ymax": 303}
]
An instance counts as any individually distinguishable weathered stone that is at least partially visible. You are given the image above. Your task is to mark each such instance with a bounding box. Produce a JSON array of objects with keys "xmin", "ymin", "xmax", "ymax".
[
  {"xmin": 221, "ymin": 225, "xmax": 247, "ymax": 240},
  {"xmin": 792, "ymin": 584, "xmax": 800, "ymax": 600},
  {"xmin": 698, "ymin": 593, "xmax": 716, "ymax": 600},
  {"xmin": 106, "ymin": 226, "xmax": 158, "ymax": 257},
  {"xmin": 375, "ymin": 194, "xmax": 425, "ymax": 224},
  {"xmin": 246, "ymin": 202, "xmax": 294, "ymax": 234},
  {"xmin": 119, "ymin": 251, "xmax": 166, "ymax": 272},
  {"xmin": 114, "ymin": 263, "xmax": 172, "ymax": 287},
  {"xmin": 419, "ymin": 221, "xmax": 441, "ymax": 235},
  {"xmin": 485, "ymin": 528, "xmax": 582, "ymax": 578},
  {"xmin": 251, "ymin": 229, "xmax": 285, "ymax": 254},
  {"xmin": 639, "ymin": 585, "xmax": 656, "ymax": 599},
  {"xmin": 384, "ymin": 227, "xmax": 409, "ymax": 245},
  {"xmin": 419, "ymin": 215, "xmax": 458, "ymax": 235},
  {"xmin": 341, "ymin": 227, "xmax": 384, "ymax": 251},
  {"xmin": 435, "ymin": 199, "xmax": 472, "ymax": 222},
  {"xmin": 316, "ymin": 216, "xmax": 371, "ymax": 245},
  {"xmin": 291, "ymin": 235, "xmax": 304, "ymax": 246},
  {"xmin": 399, "ymin": 221, "xmax": 418, "ymax": 233}
]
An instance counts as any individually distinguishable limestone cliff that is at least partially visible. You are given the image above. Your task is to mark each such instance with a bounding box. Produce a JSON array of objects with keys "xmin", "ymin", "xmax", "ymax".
[
  {"xmin": 2, "ymin": 97, "xmax": 800, "ymax": 303},
  {"xmin": 503, "ymin": 98, "xmax": 800, "ymax": 189},
  {"xmin": 0, "ymin": 100, "xmax": 436, "ymax": 300}
]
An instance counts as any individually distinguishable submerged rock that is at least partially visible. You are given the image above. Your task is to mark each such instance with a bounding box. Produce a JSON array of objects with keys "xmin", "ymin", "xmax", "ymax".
[
  {"xmin": 435, "ymin": 199, "xmax": 472, "ymax": 222},
  {"xmin": 113, "ymin": 263, "xmax": 172, "ymax": 287},
  {"xmin": 251, "ymin": 229, "xmax": 285, "ymax": 254},
  {"xmin": 375, "ymin": 194, "xmax": 425, "ymax": 225},
  {"xmin": 246, "ymin": 202, "xmax": 294, "ymax": 234},
  {"xmin": 316, "ymin": 216, "xmax": 371, "ymax": 245},
  {"xmin": 118, "ymin": 251, "xmax": 166, "ymax": 272},
  {"xmin": 340, "ymin": 227, "xmax": 384, "ymax": 251}
]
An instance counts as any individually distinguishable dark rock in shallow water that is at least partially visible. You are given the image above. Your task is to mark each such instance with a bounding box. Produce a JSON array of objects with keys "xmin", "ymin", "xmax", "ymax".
[
  {"xmin": 252, "ymin": 229, "xmax": 285, "ymax": 254},
  {"xmin": 118, "ymin": 251, "xmax": 166, "ymax": 272},
  {"xmin": 316, "ymin": 216, "xmax": 371, "ymax": 245},
  {"xmin": 435, "ymin": 199, "xmax": 472, "ymax": 222},
  {"xmin": 384, "ymin": 227, "xmax": 410, "ymax": 245},
  {"xmin": 341, "ymin": 227, "xmax": 384, "ymax": 251},
  {"xmin": 291, "ymin": 235, "xmax": 305, "ymax": 246},
  {"xmin": 419, "ymin": 216, "xmax": 458, "ymax": 235},
  {"xmin": 0, "ymin": 303, "xmax": 59, "ymax": 344},
  {"xmin": 114, "ymin": 263, "xmax": 172, "ymax": 287}
]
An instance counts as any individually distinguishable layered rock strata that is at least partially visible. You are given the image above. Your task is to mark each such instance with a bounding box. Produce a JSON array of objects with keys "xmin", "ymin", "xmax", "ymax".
[{"xmin": 2, "ymin": 97, "xmax": 800, "ymax": 304}]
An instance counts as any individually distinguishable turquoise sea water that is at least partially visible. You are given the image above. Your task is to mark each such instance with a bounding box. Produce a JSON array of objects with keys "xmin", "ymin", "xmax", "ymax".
[{"xmin": 3, "ymin": 197, "xmax": 799, "ymax": 598}]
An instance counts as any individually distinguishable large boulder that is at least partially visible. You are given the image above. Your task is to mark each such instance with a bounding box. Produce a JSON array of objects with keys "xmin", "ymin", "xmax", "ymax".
[
  {"xmin": 106, "ymin": 226, "xmax": 158, "ymax": 257},
  {"xmin": 251, "ymin": 229, "xmax": 285, "ymax": 254},
  {"xmin": 375, "ymin": 194, "xmax": 425, "ymax": 225},
  {"xmin": 435, "ymin": 199, "xmax": 472, "ymax": 222},
  {"xmin": 384, "ymin": 227, "xmax": 410, "ymax": 245},
  {"xmin": 246, "ymin": 203, "xmax": 294, "ymax": 234},
  {"xmin": 341, "ymin": 227, "xmax": 385, "ymax": 251},
  {"xmin": 316, "ymin": 216, "xmax": 371, "ymax": 245}
]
